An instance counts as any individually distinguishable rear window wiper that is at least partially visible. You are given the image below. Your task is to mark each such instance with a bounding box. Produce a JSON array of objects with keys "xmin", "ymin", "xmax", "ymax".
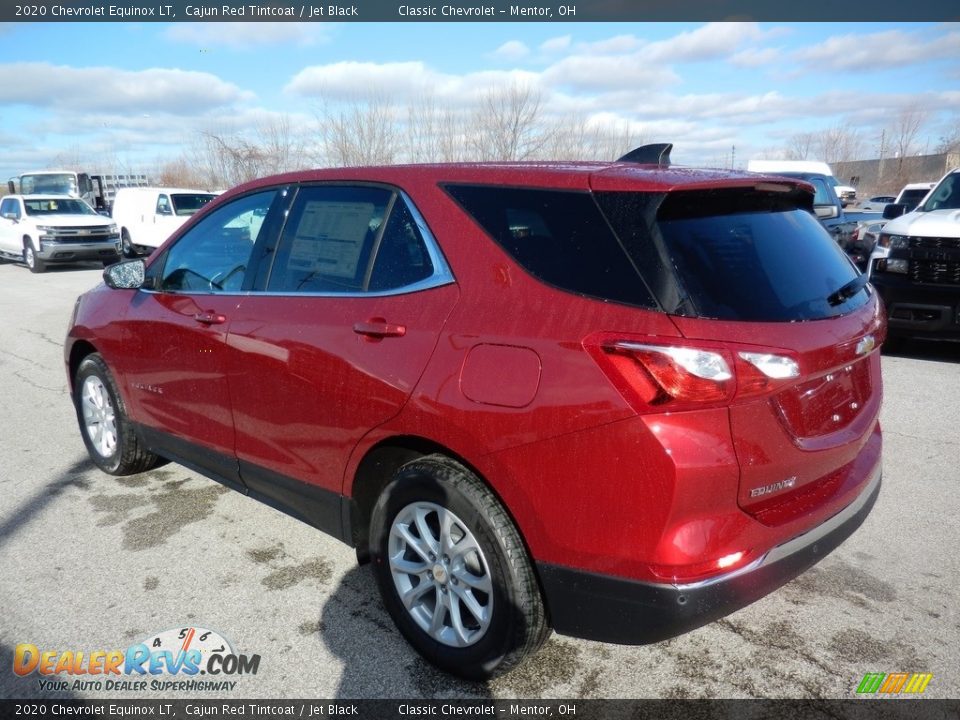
[{"xmin": 827, "ymin": 273, "xmax": 869, "ymax": 306}]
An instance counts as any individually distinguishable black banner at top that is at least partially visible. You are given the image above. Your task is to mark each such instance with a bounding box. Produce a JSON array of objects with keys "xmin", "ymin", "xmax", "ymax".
[{"xmin": 4, "ymin": 0, "xmax": 960, "ymax": 22}]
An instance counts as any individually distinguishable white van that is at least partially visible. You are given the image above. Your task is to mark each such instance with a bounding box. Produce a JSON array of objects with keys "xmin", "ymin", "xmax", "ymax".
[{"xmin": 112, "ymin": 187, "xmax": 217, "ymax": 256}]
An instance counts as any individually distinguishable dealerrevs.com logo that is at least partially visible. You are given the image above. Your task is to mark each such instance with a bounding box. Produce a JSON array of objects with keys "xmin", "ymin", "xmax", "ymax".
[{"xmin": 13, "ymin": 627, "xmax": 260, "ymax": 693}]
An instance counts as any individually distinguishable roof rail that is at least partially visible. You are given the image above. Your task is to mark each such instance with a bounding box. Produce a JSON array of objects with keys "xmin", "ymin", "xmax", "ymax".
[{"xmin": 617, "ymin": 143, "xmax": 672, "ymax": 166}]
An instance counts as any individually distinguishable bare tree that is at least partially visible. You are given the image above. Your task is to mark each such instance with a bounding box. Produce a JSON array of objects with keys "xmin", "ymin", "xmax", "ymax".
[
  {"xmin": 156, "ymin": 156, "xmax": 209, "ymax": 188},
  {"xmin": 315, "ymin": 94, "xmax": 400, "ymax": 167},
  {"xmin": 469, "ymin": 84, "xmax": 553, "ymax": 161},
  {"xmin": 785, "ymin": 131, "xmax": 815, "ymax": 160},
  {"xmin": 890, "ymin": 107, "xmax": 928, "ymax": 160},
  {"xmin": 935, "ymin": 115, "xmax": 960, "ymax": 154},
  {"xmin": 814, "ymin": 122, "xmax": 864, "ymax": 165}
]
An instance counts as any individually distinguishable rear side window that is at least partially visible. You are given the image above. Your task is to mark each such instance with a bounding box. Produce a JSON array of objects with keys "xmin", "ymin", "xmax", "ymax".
[
  {"xmin": 445, "ymin": 185, "xmax": 655, "ymax": 308},
  {"xmin": 601, "ymin": 188, "xmax": 866, "ymax": 322}
]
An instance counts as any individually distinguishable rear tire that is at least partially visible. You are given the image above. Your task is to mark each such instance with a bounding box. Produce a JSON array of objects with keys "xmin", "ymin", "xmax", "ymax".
[
  {"xmin": 23, "ymin": 239, "xmax": 45, "ymax": 274},
  {"xmin": 369, "ymin": 455, "xmax": 550, "ymax": 679},
  {"xmin": 74, "ymin": 353, "xmax": 162, "ymax": 475}
]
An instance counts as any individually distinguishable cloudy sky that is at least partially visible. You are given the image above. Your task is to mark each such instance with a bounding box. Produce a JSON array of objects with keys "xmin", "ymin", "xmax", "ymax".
[{"xmin": 1, "ymin": 21, "xmax": 958, "ymax": 181}]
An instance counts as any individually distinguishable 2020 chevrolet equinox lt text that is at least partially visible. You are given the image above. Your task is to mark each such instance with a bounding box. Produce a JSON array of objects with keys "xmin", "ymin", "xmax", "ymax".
[{"xmin": 66, "ymin": 144, "xmax": 884, "ymax": 679}]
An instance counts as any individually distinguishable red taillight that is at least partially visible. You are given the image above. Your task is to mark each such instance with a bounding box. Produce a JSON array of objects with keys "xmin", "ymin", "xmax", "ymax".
[{"xmin": 584, "ymin": 333, "xmax": 800, "ymax": 413}]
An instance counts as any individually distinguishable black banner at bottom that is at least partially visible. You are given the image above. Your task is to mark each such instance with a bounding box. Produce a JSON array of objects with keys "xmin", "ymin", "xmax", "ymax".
[{"xmin": 1, "ymin": 699, "xmax": 959, "ymax": 720}]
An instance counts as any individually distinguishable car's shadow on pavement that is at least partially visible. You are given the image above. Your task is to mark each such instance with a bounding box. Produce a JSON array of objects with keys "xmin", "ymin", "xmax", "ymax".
[{"xmin": 312, "ymin": 564, "xmax": 495, "ymax": 699}]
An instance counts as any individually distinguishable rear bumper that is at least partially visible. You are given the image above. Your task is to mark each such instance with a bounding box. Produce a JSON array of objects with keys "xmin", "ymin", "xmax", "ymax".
[{"xmin": 538, "ymin": 463, "xmax": 881, "ymax": 645}]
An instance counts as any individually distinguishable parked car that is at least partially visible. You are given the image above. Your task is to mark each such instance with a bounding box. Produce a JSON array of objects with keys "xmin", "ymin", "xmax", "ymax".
[
  {"xmin": 66, "ymin": 145, "xmax": 884, "ymax": 679},
  {"xmin": 0, "ymin": 194, "xmax": 120, "ymax": 273},
  {"xmin": 869, "ymin": 169, "xmax": 960, "ymax": 341},
  {"xmin": 112, "ymin": 187, "xmax": 217, "ymax": 257},
  {"xmin": 857, "ymin": 196, "xmax": 896, "ymax": 212}
]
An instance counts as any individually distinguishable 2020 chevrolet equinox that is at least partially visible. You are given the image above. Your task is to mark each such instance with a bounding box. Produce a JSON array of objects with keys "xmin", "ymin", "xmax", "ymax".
[{"xmin": 66, "ymin": 145, "xmax": 883, "ymax": 678}]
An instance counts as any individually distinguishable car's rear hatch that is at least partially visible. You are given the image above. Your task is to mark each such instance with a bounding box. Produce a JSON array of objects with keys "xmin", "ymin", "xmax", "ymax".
[{"xmin": 593, "ymin": 179, "xmax": 884, "ymax": 525}]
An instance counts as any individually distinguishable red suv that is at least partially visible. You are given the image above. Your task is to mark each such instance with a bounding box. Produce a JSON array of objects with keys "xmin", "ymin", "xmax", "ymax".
[{"xmin": 66, "ymin": 145, "xmax": 883, "ymax": 679}]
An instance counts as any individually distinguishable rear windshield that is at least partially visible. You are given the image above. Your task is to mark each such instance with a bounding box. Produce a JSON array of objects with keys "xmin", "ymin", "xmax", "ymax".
[{"xmin": 599, "ymin": 189, "xmax": 868, "ymax": 322}]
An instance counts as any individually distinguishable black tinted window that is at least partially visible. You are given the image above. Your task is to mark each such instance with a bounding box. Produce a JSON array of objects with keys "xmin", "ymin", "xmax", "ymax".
[
  {"xmin": 367, "ymin": 201, "xmax": 434, "ymax": 291},
  {"xmin": 446, "ymin": 185, "xmax": 655, "ymax": 308},
  {"xmin": 657, "ymin": 205, "xmax": 865, "ymax": 321}
]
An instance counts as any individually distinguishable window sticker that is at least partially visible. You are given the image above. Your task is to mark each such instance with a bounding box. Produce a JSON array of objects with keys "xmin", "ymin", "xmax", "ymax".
[{"xmin": 288, "ymin": 201, "xmax": 374, "ymax": 279}]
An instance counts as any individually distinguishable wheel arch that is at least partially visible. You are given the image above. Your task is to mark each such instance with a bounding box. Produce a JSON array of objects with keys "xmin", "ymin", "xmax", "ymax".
[
  {"xmin": 67, "ymin": 339, "xmax": 99, "ymax": 394},
  {"xmin": 348, "ymin": 436, "xmax": 533, "ymax": 572}
]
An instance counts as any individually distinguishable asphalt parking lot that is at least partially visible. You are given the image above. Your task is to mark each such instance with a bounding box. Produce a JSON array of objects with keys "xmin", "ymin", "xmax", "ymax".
[{"xmin": 1, "ymin": 259, "xmax": 958, "ymax": 700}]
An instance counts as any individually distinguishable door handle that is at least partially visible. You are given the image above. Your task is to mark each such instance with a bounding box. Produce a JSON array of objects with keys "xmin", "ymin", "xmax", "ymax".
[
  {"xmin": 353, "ymin": 319, "xmax": 406, "ymax": 339},
  {"xmin": 194, "ymin": 311, "xmax": 227, "ymax": 325}
]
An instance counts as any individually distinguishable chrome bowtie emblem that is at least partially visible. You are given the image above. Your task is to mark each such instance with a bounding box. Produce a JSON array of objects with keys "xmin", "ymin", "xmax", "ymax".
[{"xmin": 856, "ymin": 334, "xmax": 876, "ymax": 356}]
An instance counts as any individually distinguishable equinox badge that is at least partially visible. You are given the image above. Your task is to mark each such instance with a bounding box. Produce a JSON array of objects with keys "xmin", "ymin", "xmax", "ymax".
[{"xmin": 750, "ymin": 476, "xmax": 797, "ymax": 498}]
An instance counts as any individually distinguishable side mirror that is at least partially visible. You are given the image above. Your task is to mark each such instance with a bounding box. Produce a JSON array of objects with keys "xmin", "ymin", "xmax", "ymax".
[
  {"xmin": 882, "ymin": 203, "xmax": 907, "ymax": 220},
  {"xmin": 1, "ymin": 211, "xmax": 18, "ymax": 221},
  {"xmin": 157, "ymin": 206, "xmax": 173, "ymax": 216},
  {"xmin": 814, "ymin": 204, "xmax": 839, "ymax": 220},
  {"xmin": 103, "ymin": 259, "xmax": 146, "ymax": 289}
]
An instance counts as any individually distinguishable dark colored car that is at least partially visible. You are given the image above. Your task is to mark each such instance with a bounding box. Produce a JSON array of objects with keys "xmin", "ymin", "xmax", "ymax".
[{"xmin": 66, "ymin": 145, "xmax": 884, "ymax": 679}]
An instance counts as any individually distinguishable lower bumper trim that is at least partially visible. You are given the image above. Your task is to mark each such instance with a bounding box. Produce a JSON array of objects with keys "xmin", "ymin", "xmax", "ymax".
[{"xmin": 538, "ymin": 471, "xmax": 881, "ymax": 645}]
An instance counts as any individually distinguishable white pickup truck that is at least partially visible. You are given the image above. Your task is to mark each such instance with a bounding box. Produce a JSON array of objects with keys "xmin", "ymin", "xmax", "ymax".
[
  {"xmin": 869, "ymin": 168, "xmax": 960, "ymax": 341},
  {"xmin": 0, "ymin": 195, "xmax": 120, "ymax": 273}
]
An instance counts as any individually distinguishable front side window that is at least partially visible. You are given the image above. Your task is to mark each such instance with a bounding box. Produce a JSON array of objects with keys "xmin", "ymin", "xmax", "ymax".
[
  {"xmin": 266, "ymin": 185, "xmax": 435, "ymax": 294},
  {"xmin": 0, "ymin": 198, "xmax": 19, "ymax": 218},
  {"xmin": 920, "ymin": 173, "xmax": 960, "ymax": 212},
  {"xmin": 158, "ymin": 189, "xmax": 277, "ymax": 294},
  {"xmin": 156, "ymin": 195, "xmax": 172, "ymax": 215}
]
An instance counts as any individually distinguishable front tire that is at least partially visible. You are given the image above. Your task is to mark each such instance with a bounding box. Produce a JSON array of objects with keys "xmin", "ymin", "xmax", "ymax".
[
  {"xmin": 23, "ymin": 239, "xmax": 45, "ymax": 274},
  {"xmin": 121, "ymin": 229, "xmax": 135, "ymax": 258},
  {"xmin": 369, "ymin": 455, "xmax": 550, "ymax": 679},
  {"xmin": 74, "ymin": 353, "xmax": 161, "ymax": 475}
]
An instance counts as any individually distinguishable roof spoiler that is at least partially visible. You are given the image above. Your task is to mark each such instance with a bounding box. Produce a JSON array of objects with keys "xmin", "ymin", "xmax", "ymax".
[{"xmin": 617, "ymin": 143, "xmax": 672, "ymax": 166}]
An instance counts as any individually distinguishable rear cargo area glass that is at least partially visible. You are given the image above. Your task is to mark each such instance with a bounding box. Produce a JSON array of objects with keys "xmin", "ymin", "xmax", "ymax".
[{"xmin": 601, "ymin": 189, "xmax": 869, "ymax": 322}]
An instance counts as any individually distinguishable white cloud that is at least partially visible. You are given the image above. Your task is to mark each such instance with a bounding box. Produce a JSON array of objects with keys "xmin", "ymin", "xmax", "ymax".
[
  {"xmin": 0, "ymin": 62, "xmax": 252, "ymax": 115},
  {"xmin": 796, "ymin": 29, "xmax": 960, "ymax": 71},
  {"xmin": 164, "ymin": 22, "xmax": 333, "ymax": 49},
  {"xmin": 285, "ymin": 61, "xmax": 542, "ymax": 104},
  {"xmin": 540, "ymin": 35, "xmax": 572, "ymax": 53},
  {"xmin": 639, "ymin": 22, "xmax": 765, "ymax": 63},
  {"xmin": 730, "ymin": 47, "xmax": 782, "ymax": 68},
  {"xmin": 543, "ymin": 55, "xmax": 678, "ymax": 90},
  {"xmin": 491, "ymin": 40, "xmax": 531, "ymax": 61}
]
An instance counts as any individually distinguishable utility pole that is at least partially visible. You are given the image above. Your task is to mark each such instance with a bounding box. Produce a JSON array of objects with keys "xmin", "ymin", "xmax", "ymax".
[
  {"xmin": 878, "ymin": 128, "xmax": 886, "ymax": 182},
  {"xmin": 730, "ymin": 144, "xmax": 736, "ymax": 169}
]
